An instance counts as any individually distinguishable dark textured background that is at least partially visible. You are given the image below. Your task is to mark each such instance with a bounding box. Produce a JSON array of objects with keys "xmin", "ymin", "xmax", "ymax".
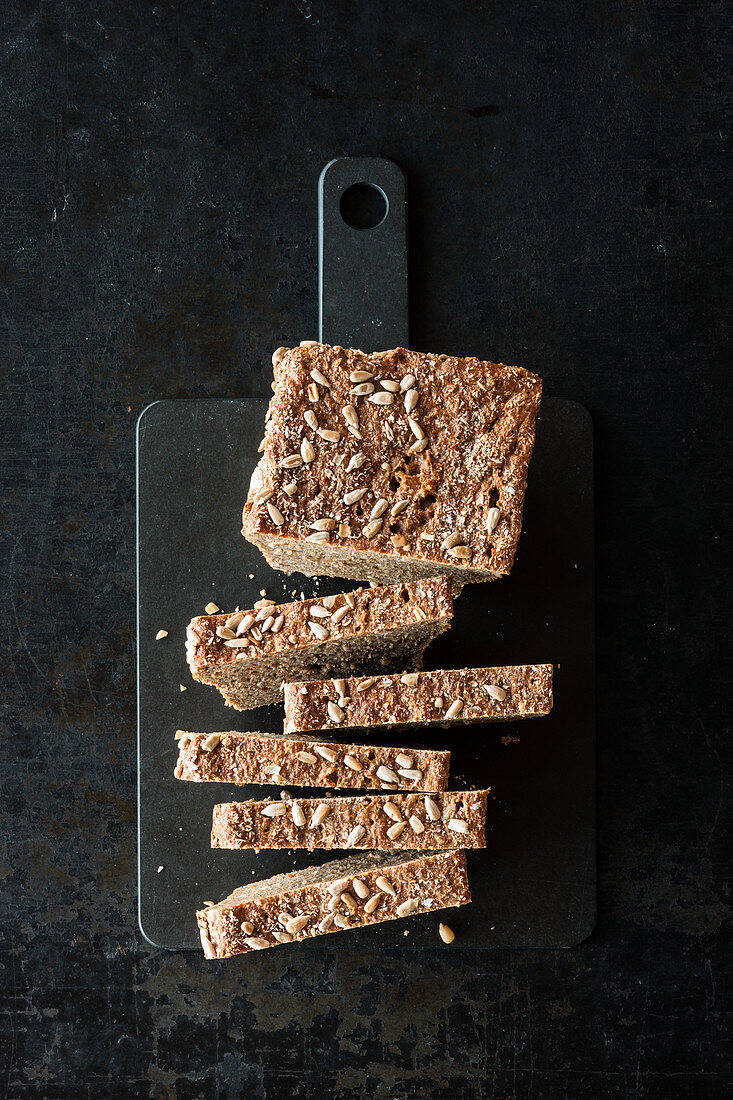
[{"xmin": 1, "ymin": 1, "xmax": 730, "ymax": 1097}]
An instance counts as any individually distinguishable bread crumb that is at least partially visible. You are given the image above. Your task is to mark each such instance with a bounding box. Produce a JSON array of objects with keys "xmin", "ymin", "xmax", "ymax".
[
  {"xmin": 157, "ymin": 865, "xmax": 164, "ymax": 873},
  {"xmin": 179, "ymin": 684, "xmax": 187, "ymax": 692},
  {"xmin": 155, "ymin": 629, "xmax": 168, "ymax": 640},
  {"xmin": 501, "ymin": 735, "xmax": 520, "ymax": 746}
]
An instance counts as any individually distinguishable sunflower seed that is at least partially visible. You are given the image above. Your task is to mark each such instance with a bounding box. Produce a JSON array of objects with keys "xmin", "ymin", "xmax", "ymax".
[
  {"xmin": 407, "ymin": 417, "xmax": 425, "ymax": 440},
  {"xmin": 331, "ymin": 604, "xmax": 351, "ymax": 623},
  {"xmin": 328, "ymin": 878, "xmax": 350, "ymax": 897},
  {"xmin": 309, "ymin": 604, "xmax": 331, "ymax": 617},
  {"xmin": 241, "ymin": 920, "xmax": 254, "ymax": 935},
  {"xmin": 342, "ymin": 404, "xmax": 359, "ymax": 429},
  {"xmin": 254, "ymin": 604, "xmax": 274, "ymax": 620},
  {"xmin": 444, "ymin": 699, "xmax": 464, "ymax": 719},
  {"xmin": 245, "ymin": 937, "xmax": 270, "ymax": 950},
  {"xmin": 380, "ymin": 378, "xmax": 400, "ymax": 392},
  {"xmin": 369, "ymin": 390, "xmax": 394, "ymax": 406},
  {"xmin": 300, "ymin": 438, "xmax": 315, "ymax": 463},
  {"xmin": 404, "ymin": 388, "xmax": 418, "ymax": 413},
  {"xmin": 300, "ymin": 339, "xmax": 320, "ymax": 347},
  {"xmin": 306, "ymin": 531, "xmax": 331, "ymax": 543},
  {"xmin": 370, "ymin": 498, "xmax": 388, "ymax": 521},
  {"xmin": 409, "ymin": 815, "xmax": 425, "ymax": 834},
  {"xmin": 424, "ymin": 796, "xmax": 441, "ymax": 821},
  {"xmin": 448, "ymin": 545, "xmax": 472, "ymax": 559},
  {"xmin": 408, "ymin": 437, "xmax": 429, "ymax": 453},
  {"xmin": 340, "ymin": 892, "xmax": 358, "ymax": 912},
  {"xmin": 391, "ymin": 534, "xmax": 409, "ymax": 548},
  {"xmin": 272, "ymin": 346, "xmax": 287, "ymax": 367},
  {"xmin": 377, "ymin": 765, "xmax": 399, "ymax": 784},
  {"xmin": 261, "ymin": 803, "xmax": 287, "ymax": 817},
  {"xmin": 346, "ymin": 452, "xmax": 366, "ymax": 471},
  {"xmin": 283, "ymin": 481, "xmax": 298, "ymax": 496},
  {"xmin": 318, "ymin": 429, "xmax": 341, "ymax": 443},
  {"xmin": 311, "ymin": 803, "xmax": 331, "ymax": 826},
  {"xmin": 319, "ymin": 914, "xmax": 335, "ymax": 932},
  {"xmin": 281, "ymin": 453, "xmax": 303, "ymax": 469},
  {"xmin": 333, "ymin": 912, "xmax": 350, "ymax": 929},
  {"xmin": 202, "ymin": 734, "xmax": 220, "ymax": 752},
  {"xmin": 271, "ymin": 615, "xmax": 285, "ymax": 633},
  {"xmin": 351, "ymin": 382, "xmax": 374, "ymax": 397},
  {"xmin": 304, "ymin": 409, "xmax": 318, "ymax": 430},
  {"xmin": 441, "ymin": 531, "xmax": 462, "ymax": 550},
  {"xmin": 264, "ymin": 764, "xmax": 281, "ymax": 776},
  {"xmin": 287, "ymin": 915, "xmax": 310, "ymax": 934},
  {"xmin": 327, "ymin": 701, "xmax": 344, "ymax": 723},
  {"xmin": 296, "ymin": 751, "xmax": 317, "ymax": 764},
  {"xmin": 438, "ymin": 922, "xmax": 455, "ymax": 944},
  {"xmin": 350, "ymin": 370, "xmax": 373, "ymax": 382},
  {"xmin": 291, "ymin": 803, "xmax": 306, "ymax": 827},
  {"xmin": 155, "ymin": 629, "xmax": 168, "ymax": 640},
  {"xmin": 333, "ymin": 678, "xmax": 347, "ymax": 696},
  {"xmin": 345, "ymin": 825, "xmax": 365, "ymax": 848},
  {"xmin": 347, "ymin": 424, "xmax": 362, "ymax": 439},
  {"xmin": 398, "ymin": 768, "xmax": 423, "ymax": 781},
  {"xmin": 400, "ymin": 374, "xmax": 416, "ymax": 391},
  {"xmin": 362, "ymin": 518, "xmax": 383, "ymax": 538},
  {"xmin": 273, "ymin": 931, "xmax": 293, "ymax": 944},
  {"xmin": 225, "ymin": 611, "xmax": 245, "ymax": 630},
  {"xmin": 487, "ymin": 683, "xmax": 507, "ymax": 701},
  {"xmin": 223, "ymin": 637, "xmax": 252, "ymax": 647},
  {"xmin": 390, "ymin": 498, "xmax": 410, "ymax": 516},
  {"xmin": 344, "ymin": 487, "xmax": 368, "ymax": 505},
  {"xmin": 259, "ymin": 615, "xmax": 273, "ymax": 633},
  {"xmin": 308, "ymin": 620, "xmax": 328, "ymax": 640},
  {"xmin": 356, "ymin": 676, "xmax": 376, "ymax": 691},
  {"xmin": 310, "ymin": 368, "xmax": 330, "ymax": 388},
  {"xmin": 396, "ymin": 898, "xmax": 418, "ymax": 917},
  {"xmin": 344, "ymin": 754, "xmax": 362, "ymax": 772},
  {"xmin": 344, "ymin": 592, "xmax": 356, "ymax": 609},
  {"xmin": 387, "ymin": 821, "xmax": 406, "ymax": 840},
  {"xmin": 257, "ymin": 437, "xmax": 266, "ymax": 452},
  {"xmin": 250, "ymin": 627, "xmax": 262, "ymax": 641},
  {"xmin": 447, "ymin": 818, "xmax": 469, "ymax": 834},
  {"xmin": 307, "ymin": 382, "xmax": 319, "ymax": 403},
  {"xmin": 351, "ymin": 878, "xmax": 369, "ymax": 899},
  {"xmin": 395, "ymin": 753, "xmax": 413, "ymax": 768},
  {"xmin": 375, "ymin": 876, "xmax": 396, "ymax": 896},
  {"xmin": 315, "ymin": 745, "xmax": 337, "ymax": 763},
  {"xmin": 383, "ymin": 802, "xmax": 402, "ymax": 822},
  {"xmin": 267, "ymin": 502, "xmax": 285, "ymax": 526},
  {"xmin": 237, "ymin": 614, "xmax": 255, "ymax": 635},
  {"xmin": 401, "ymin": 673, "xmax": 419, "ymax": 686},
  {"xmin": 486, "ymin": 506, "xmax": 501, "ymax": 533}
]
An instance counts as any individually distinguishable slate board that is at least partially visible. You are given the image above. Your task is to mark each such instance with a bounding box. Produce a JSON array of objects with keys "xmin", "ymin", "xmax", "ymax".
[{"xmin": 137, "ymin": 394, "xmax": 595, "ymax": 951}]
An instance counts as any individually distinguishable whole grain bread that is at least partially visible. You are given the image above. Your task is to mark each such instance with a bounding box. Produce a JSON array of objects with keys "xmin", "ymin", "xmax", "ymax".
[
  {"xmin": 186, "ymin": 576, "xmax": 453, "ymax": 709},
  {"xmin": 241, "ymin": 342, "xmax": 542, "ymax": 586},
  {"xmin": 284, "ymin": 664, "xmax": 554, "ymax": 734},
  {"xmin": 175, "ymin": 731, "xmax": 450, "ymax": 792},
  {"xmin": 211, "ymin": 789, "xmax": 489, "ymax": 851},
  {"xmin": 197, "ymin": 849, "xmax": 470, "ymax": 958}
]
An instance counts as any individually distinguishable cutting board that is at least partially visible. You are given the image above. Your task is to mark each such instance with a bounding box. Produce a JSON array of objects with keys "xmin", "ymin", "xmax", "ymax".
[{"xmin": 137, "ymin": 158, "xmax": 596, "ymax": 951}]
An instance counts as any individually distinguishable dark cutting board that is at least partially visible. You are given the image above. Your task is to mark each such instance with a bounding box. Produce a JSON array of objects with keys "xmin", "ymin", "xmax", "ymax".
[{"xmin": 137, "ymin": 157, "xmax": 595, "ymax": 951}]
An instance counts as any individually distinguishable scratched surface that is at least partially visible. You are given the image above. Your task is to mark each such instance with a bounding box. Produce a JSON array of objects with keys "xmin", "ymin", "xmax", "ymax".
[{"xmin": 0, "ymin": 1, "xmax": 730, "ymax": 1097}]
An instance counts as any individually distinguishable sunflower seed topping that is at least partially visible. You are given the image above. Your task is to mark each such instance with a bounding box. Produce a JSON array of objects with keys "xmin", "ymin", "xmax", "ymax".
[
  {"xmin": 331, "ymin": 604, "xmax": 351, "ymax": 623},
  {"xmin": 441, "ymin": 531, "xmax": 462, "ymax": 550},
  {"xmin": 257, "ymin": 437, "xmax": 266, "ymax": 452},
  {"xmin": 395, "ymin": 753, "xmax": 413, "ymax": 768},
  {"xmin": 308, "ymin": 620, "xmax": 328, "ymax": 640},
  {"xmin": 401, "ymin": 673, "xmax": 419, "ymax": 686},
  {"xmin": 340, "ymin": 892, "xmax": 358, "ymax": 912},
  {"xmin": 306, "ymin": 531, "xmax": 331, "ymax": 543},
  {"xmin": 272, "ymin": 346, "xmax": 287, "ymax": 367},
  {"xmin": 487, "ymin": 683, "xmax": 507, "ymax": 701},
  {"xmin": 356, "ymin": 676, "xmax": 376, "ymax": 691},
  {"xmin": 444, "ymin": 699, "xmax": 464, "ymax": 719},
  {"xmin": 486, "ymin": 506, "xmax": 501, "ymax": 533},
  {"xmin": 311, "ymin": 803, "xmax": 331, "ymax": 826},
  {"xmin": 307, "ymin": 382, "xmax": 319, "ymax": 403},
  {"xmin": 236, "ymin": 614, "xmax": 254, "ymax": 635},
  {"xmin": 309, "ymin": 604, "xmax": 331, "ymax": 617},
  {"xmin": 318, "ymin": 428, "xmax": 341, "ymax": 443},
  {"xmin": 271, "ymin": 615, "xmax": 284, "ymax": 633},
  {"xmin": 261, "ymin": 803, "xmax": 287, "ymax": 817},
  {"xmin": 273, "ymin": 931, "xmax": 292, "ymax": 944},
  {"xmin": 264, "ymin": 764, "xmax": 281, "ymax": 776},
  {"xmin": 291, "ymin": 802, "xmax": 306, "ymax": 827},
  {"xmin": 319, "ymin": 914, "xmax": 335, "ymax": 932},
  {"xmin": 345, "ymin": 825, "xmax": 365, "ymax": 848},
  {"xmin": 409, "ymin": 815, "xmax": 425, "ymax": 834},
  {"xmin": 351, "ymin": 878, "xmax": 369, "ymax": 899},
  {"xmin": 375, "ymin": 876, "xmax": 396, "ymax": 895},
  {"xmin": 296, "ymin": 751, "xmax": 317, "ymax": 764},
  {"xmin": 223, "ymin": 637, "xmax": 253, "ymax": 647},
  {"xmin": 407, "ymin": 417, "xmax": 425, "ymax": 440},
  {"xmin": 300, "ymin": 339, "xmax": 320, "ymax": 347},
  {"xmin": 376, "ymin": 765, "xmax": 399, "ymax": 784},
  {"xmin": 310, "ymin": 368, "xmax": 330, "ymax": 388},
  {"xmin": 328, "ymin": 877, "xmax": 350, "ymax": 897},
  {"xmin": 240, "ymin": 920, "xmax": 254, "ymax": 935},
  {"xmin": 202, "ymin": 734, "xmax": 220, "ymax": 752},
  {"xmin": 380, "ymin": 378, "xmax": 400, "ymax": 392},
  {"xmin": 333, "ymin": 678, "xmax": 347, "ymax": 696},
  {"xmin": 390, "ymin": 498, "xmax": 410, "ymax": 516},
  {"xmin": 369, "ymin": 390, "xmax": 394, "ymax": 405},
  {"xmin": 287, "ymin": 915, "xmax": 310, "ymax": 934},
  {"xmin": 267, "ymin": 502, "xmax": 285, "ymax": 526},
  {"xmin": 283, "ymin": 481, "xmax": 298, "ymax": 496},
  {"xmin": 315, "ymin": 745, "xmax": 337, "ymax": 763},
  {"xmin": 344, "ymin": 592, "xmax": 356, "ymax": 609},
  {"xmin": 245, "ymin": 937, "xmax": 270, "ymax": 950},
  {"xmin": 362, "ymin": 518, "xmax": 383, "ymax": 538},
  {"xmin": 343, "ymin": 487, "xmax": 368, "ymax": 505},
  {"xmin": 400, "ymin": 374, "xmax": 416, "ymax": 391},
  {"xmin": 350, "ymin": 370, "xmax": 373, "ymax": 382},
  {"xmin": 408, "ymin": 437, "xmax": 429, "ymax": 453},
  {"xmin": 333, "ymin": 912, "xmax": 350, "ymax": 929},
  {"xmin": 383, "ymin": 802, "xmax": 402, "ymax": 822},
  {"xmin": 342, "ymin": 404, "xmax": 359, "ymax": 429},
  {"xmin": 364, "ymin": 893, "xmax": 382, "ymax": 914},
  {"xmin": 396, "ymin": 898, "xmax": 418, "ymax": 917},
  {"xmin": 225, "ymin": 611, "xmax": 244, "ymax": 630},
  {"xmin": 351, "ymin": 382, "xmax": 374, "ymax": 396},
  {"xmin": 344, "ymin": 754, "xmax": 362, "ymax": 772},
  {"xmin": 391, "ymin": 534, "xmax": 409, "ymax": 548},
  {"xmin": 327, "ymin": 700, "xmax": 345, "ymax": 723},
  {"xmin": 404, "ymin": 388, "xmax": 418, "ymax": 413},
  {"xmin": 346, "ymin": 453, "xmax": 366, "ymax": 475},
  {"xmin": 448, "ymin": 545, "xmax": 472, "ymax": 559},
  {"xmin": 387, "ymin": 821, "xmax": 406, "ymax": 840},
  {"xmin": 398, "ymin": 768, "xmax": 423, "ymax": 781},
  {"xmin": 304, "ymin": 409, "xmax": 318, "ymax": 430},
  {"xmin": 447, "ymin": 818, "xmax": 469, "ymax": 834},
  {"xmin": 281, "ymin": 453, "xmax": 303, "ymax": 469},
  {"xmin": 260, "ymin": 615, "xmax": 274, "ymax": 632},
  {"xmin": 424, "ymin": 796, "xmax": 441, "ymax": 821},
  {"xmin": 300, "ymin": 438, "xmax": 315, "ymax": 463},
  {"xmin": 370, "ymin": 498, "xmax": 389, "ymax": 520},
  {"xmin": 439, "ymin": 923, "xmax": 455, "ymax": 944},
  {"xmin": 309, "ymin": 517, "xmax": 337, "ymax": 531}
]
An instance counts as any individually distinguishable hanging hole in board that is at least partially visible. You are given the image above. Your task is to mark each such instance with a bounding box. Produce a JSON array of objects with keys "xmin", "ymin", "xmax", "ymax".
[{"xmin": 339, "ymin": 183, "xmax": 388, "ymax": 230}]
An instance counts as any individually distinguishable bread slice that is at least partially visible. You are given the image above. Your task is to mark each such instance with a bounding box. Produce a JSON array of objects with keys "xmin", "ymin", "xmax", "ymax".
[
  {"xmin": 283, "ymin": 664, "xmax": 554, "ymax": 735},
  {"xmin": 211, "ymin": 790, "xmax": 489, "ymax": 851},
  {"xmin": 242, "ymin": 342, "xmax": 542, "ymax": 586},
  {"xmin": 186, "ymin": 576, "xmax": 453, "ymax": 710},
  {"xmin": 174, "ymin": 731, "xmax": 450, "ymax": 792},
  {"xmin": 197, "ymin": 849, "xmax": 470, "ymax": 958}
]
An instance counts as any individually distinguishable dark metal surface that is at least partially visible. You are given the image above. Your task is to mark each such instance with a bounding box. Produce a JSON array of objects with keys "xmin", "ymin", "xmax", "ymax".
[
  {"xmin": 319, "ymin": 157, "xmax": 409, "ymax": 349},
  {"xmin": 137, "ymin": 396, "xmax": 594, "ymax": 951}
]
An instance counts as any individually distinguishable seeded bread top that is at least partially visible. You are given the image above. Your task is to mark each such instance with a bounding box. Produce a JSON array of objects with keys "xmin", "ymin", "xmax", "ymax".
[
  {"xmin": 186, "ymin": 575, "xmax": 453, "ymax": 673},
  {"xmin": 242, "ymin": 343, "xmax": 542, "ymax": 577},
  {"xmin": 283, "ymin": 664, "xmax": 554, "ymax": 733}
]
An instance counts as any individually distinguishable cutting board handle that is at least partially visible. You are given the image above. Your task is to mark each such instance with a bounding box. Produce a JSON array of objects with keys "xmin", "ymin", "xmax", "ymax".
[{"xmin": 318, "ymin": 156, "xmax": 408, "ymax": 350}]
